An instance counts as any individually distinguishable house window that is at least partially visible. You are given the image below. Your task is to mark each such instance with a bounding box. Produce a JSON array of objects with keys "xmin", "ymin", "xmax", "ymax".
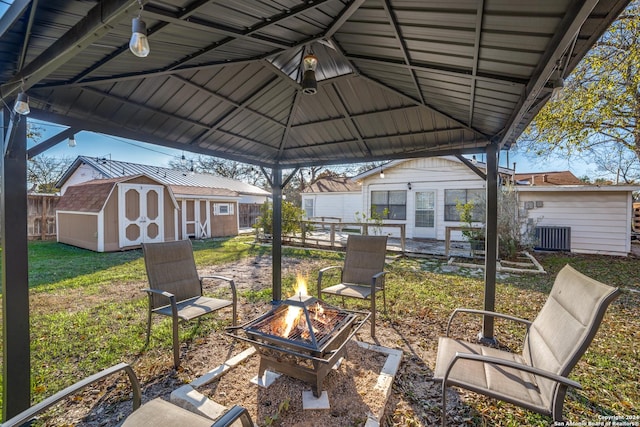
[
  {"xmin": 371, "ymin": 190, "xmax": 406, "ymax": 220},
  {"xmin": 444, "ymin": 189, "xmax": 484, "ymax": 221},
  {"xmin": 304, "ymin": 198, "xmax": 314, "ymax": 218},
  {"xmin": 214, "ymin": 203, "xmax": 234, "ymax": 215}
]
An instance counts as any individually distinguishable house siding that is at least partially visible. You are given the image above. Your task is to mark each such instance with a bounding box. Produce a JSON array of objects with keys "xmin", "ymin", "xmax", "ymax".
[
  {"xmin": 361, "ymin": 157, "xmax": 485, "ymax": 239},
  {"xmin": 302, "ymin": 193, "xmax": 363, "ymax": 223},
  {"xmin": 520, "ymin": 191, "xmax": 630, "ymax": 256}
]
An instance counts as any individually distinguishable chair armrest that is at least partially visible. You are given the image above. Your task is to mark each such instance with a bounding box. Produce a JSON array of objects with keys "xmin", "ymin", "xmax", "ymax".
[
  {"xmin": 200, "ymin": 276, "xmax": 238, "ymax": 327},
  {"xmin": 370, "ymin": 271, "xmax": 386, "ymax": 288},
  {"xmin": 444, "ymin": 352, "xmax": 582, "ymax": 390},
  {"xmin": 319, "ymin": 265, "xmax": 343, "ymax": 275},
  {"xmin": 446, "ymin": 308, "xmax": 532, "ymax": 337},
  {"xmin": 142, "ymin": 288, "xmax": 175, "ymax": 301},
  {"xmin": 2, "ymin": 363, "xmax": 141, "ymax": 427},
  {"xmin": 317, "ymin": 265, "xmax": 343, "ymax": 294},
  {"xmin": 212, "ymin": 404, "xmax": 254, "ymax": 427},
  {"xmin": 142, "ymin": 288, "xmax": 178, "ymax": 317},
  {"xmin": 200, "ymin": 276, "xmax": 238, "ymax": 298}
]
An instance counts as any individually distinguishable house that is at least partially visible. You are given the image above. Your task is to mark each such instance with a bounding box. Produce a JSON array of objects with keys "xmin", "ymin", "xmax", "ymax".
[
  {"xmin": 302, "ymin": 177, "xmax": 362, "ymax": 222},
  {"xmin": 56, "ymin": 175, "xmax": 179, "ymax": 252},
  {"xmin": 304, "ymin": 157, "xmax": 639, "ymax": 256},
  {"xmin": 57, "ymin": 156, "xmax": 271, "ymax": 240}
]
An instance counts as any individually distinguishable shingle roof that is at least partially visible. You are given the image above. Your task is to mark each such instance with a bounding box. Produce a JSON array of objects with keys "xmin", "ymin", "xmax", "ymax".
[
  {"xmin": 514, "ymin": 171, "xmax": 584, "ymax": 186},
  {"xmin": 303, "ymin": 177, "xmax": 360, "ymax": 193},
  {"xmin": 56, "ymin": 179, "xmax": 121, "ymax": 213}
]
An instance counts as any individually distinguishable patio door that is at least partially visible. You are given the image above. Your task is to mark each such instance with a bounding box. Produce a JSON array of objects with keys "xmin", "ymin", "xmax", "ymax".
[
  {"xmin": 118, "ymin": 183, "xmax": 164, "ymax": 247},
  {"xmin": 414, "ymin": 191, "xmax": 436, "ymax": 238}
]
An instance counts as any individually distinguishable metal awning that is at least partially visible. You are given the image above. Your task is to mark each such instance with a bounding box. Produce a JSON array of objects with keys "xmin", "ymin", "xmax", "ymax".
[{"xmin": 0, "ymin": 0, "xmax": 629, "ymax": 167}]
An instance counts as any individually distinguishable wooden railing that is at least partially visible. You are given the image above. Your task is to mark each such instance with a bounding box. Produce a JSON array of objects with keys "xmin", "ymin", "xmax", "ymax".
[{"xmin": 263, "ymin": 220, "xmax": 406, "ymax": 253}]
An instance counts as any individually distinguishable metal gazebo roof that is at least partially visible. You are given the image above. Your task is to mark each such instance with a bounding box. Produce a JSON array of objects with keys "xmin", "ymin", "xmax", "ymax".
[
  {"xmin": 0, "ymin": 0, "xmax": 629, "ymax": 167},
  {"xmin": 0, "ymin": 0, "xmax": 630, "ymax": 420}
]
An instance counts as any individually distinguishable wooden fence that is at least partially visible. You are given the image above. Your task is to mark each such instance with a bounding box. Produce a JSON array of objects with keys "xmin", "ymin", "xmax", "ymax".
[
  {"xmin": 28, "ymin": 194, "xmax": 59, "ymax": 240},
  {"xmin": 239, "ymin": 203, "xmax": 262, "ymax": 228}
]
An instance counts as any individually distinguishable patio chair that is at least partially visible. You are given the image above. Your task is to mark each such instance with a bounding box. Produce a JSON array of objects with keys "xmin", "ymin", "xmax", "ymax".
[
  {"xmin": 142, "ymin": 239, "xmax": 237, "ymax": 368},
  {"xmin": 433, "ymin": 264, "xmax": 620, "ymax": 426},
  {"xmin": 317, "ymin": 235, "xmax": 388, "ymax": 337},
  {"xmin": 2, "ymin": 363, "xmax": 253, "ymax": 427}
]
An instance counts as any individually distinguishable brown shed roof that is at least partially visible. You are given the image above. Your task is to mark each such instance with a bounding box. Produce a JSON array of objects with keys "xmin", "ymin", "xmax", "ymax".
[
  {"xmin": 514, "ymin": 171, "xmax": 584, "ymax": 186},
  {"xmin": 56, "ymin": 180, "xmax": 118, "ymax": 213},
  {"xmin": 303, "ymin": 177, "xmax": 360, "ymax": 193}
]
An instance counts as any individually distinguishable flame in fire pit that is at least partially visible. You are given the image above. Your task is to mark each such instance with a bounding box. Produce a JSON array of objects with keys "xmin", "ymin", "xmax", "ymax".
[
  {"xmin": 282, "ymin": 274, "xmax": 309, "ymax": 337},
  {"xmin": 294, "ymin": 273, "xmax": 308, "ymax": 298}
]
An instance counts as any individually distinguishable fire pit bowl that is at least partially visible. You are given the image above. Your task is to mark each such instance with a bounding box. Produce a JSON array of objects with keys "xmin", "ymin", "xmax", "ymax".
[{"xmin": 228, "ymin": 294, "xmax": 369, "ymax": 397}]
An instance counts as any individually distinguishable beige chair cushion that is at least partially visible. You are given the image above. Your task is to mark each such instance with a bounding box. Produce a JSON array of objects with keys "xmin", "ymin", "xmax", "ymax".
[
  {"xmin": 122, "ymin": 398, "xmax": 215, "ymax": 426},
  {"xmin": 153, "ymin": 296, "xmax": 233, "ymax": 321},
  {"xmin": 434, "ymin": 337, "xmax": 548, "ymax": 412}
]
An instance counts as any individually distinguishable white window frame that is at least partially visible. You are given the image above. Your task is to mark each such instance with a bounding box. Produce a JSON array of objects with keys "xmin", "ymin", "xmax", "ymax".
[{"xmin": 214, "ymin": 202, "xmax": 234, "ymax": 215}]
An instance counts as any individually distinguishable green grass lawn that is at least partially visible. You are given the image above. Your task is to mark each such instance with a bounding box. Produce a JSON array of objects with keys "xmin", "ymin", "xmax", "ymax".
[{"xmin": 1, "ymin": 237, "xmax": 638, "ymax": 425}]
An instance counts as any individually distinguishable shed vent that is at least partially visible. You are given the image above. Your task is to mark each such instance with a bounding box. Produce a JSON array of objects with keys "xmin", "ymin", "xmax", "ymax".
[{"xmin": 534, "ymin": 226, "xmax": 571, "ymax": 251}]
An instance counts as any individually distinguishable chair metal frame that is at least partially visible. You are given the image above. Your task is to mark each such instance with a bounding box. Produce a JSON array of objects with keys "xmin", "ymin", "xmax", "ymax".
[
  {"xmin": 142, "ymin": 240, "xmax": 237, "ymax": 368},
  {"xmin": 434, "ymin": 265, "xmax": 620, "ymax": 426},
  {"xmin": 2, "ymin": 363, "xmax": 253, "ymax": 427},
  {"xmin": 317, "ymin": 235, "xmax": 387, "ymax": 337}
]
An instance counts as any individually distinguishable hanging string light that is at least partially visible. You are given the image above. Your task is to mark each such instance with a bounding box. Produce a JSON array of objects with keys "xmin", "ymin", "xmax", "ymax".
[
  {"xmin": 301, "ymin": 49, "xmax": 318, "ymax": 95},
  {"xmin": 130, "ymin": 0, "xmax": 150, "ymax": 57},
  {"xmin": 13, "ymin": 92, "xmax": 30, "ymax": 115}
]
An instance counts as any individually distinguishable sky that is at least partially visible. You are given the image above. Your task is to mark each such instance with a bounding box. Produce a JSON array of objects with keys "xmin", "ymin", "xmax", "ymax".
[{"xmin": 27, "ymin": 118, "xmax": 596, "ymax": 178}]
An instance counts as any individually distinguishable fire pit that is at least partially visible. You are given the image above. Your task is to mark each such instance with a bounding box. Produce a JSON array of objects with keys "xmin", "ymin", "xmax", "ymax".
[{"xmin": 230, "ymin": 277, "xmax": 369, "ymax": 397}]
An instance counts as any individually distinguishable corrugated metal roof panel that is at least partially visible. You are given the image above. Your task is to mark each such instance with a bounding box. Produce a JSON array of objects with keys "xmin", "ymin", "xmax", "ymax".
[{"xmin": 1, "ymin": 0, "xmax": 629, "ymax": 168}]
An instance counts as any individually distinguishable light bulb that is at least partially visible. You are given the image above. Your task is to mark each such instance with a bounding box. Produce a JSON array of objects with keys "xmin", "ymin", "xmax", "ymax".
[
  {"xmin": 130, "ymin": 17, "xmax": 150, "ymax": 58},
  {"xmin": 303, "ymin": 54, "xmax": 318, "ymax": 72},
  {"xmin": 380, "ymin": 169, "xmax": 385, "ymax": 179},
  {"xmin": 301, "ymin": 53, "xmax": 318, "ymax": 95},
  {"xmin": 13, "ymin": 92, "xmax": 30, "ymax": 115},
  {"xmin": 68, "ymin": 136, "xmax": 77, "ymax": 147}
]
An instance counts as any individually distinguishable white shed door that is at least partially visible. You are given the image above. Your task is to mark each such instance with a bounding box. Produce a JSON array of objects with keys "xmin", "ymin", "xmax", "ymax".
[
  {"xmin": 118, "ymin": 184, "xmax": 164, "ymax": 247},
  {"xmin": 414, "ymin": 191, "xmax": 436, "ymax": 238}
]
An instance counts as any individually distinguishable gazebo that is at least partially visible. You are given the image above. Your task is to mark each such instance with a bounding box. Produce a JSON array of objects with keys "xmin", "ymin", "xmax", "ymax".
[{"xmin": 0, "ymin": 0, "xmax": 629, "ymax": 419}]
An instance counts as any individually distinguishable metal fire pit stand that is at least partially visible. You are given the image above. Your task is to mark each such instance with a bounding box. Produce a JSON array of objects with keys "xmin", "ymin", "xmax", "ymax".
[{"xmin": 226, "ymin": 309, "xmax": 370, "ymax": 397}]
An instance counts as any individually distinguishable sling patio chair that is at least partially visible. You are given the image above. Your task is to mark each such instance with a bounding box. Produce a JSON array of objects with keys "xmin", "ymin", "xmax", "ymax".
[
  {"xmin": 434, "ymin": 264, "xmax": 620, "ymax": 426},
  {"xmin": 317, "ymin": 234, "xmax": 388, "ymax": 337},
  {"xmin": 142, "ymin": 239, "xmax": 237, "ymax": 368},
  {"xmin": 2, "ymin": 363, "xmax": 254, "ymax": 427}
]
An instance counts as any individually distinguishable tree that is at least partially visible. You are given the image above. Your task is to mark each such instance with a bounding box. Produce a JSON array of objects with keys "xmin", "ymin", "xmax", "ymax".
[
  {"xmin": 27, "ymin": 155, "xmax": 74, "ymax": 193},
  {"xmin": 518, "ymin": 1, "xmax": 640, "ymax": 178},
  {"xmin": 169, "ymin": 155, "xmax": 267, "ymax": 188}
]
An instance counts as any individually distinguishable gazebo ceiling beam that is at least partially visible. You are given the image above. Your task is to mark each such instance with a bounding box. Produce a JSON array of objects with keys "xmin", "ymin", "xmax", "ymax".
[
  {"xmin": 468, "ymin": 0, "xmax": 485, "ymax": 128},
  {"xmin": 497, "ymin": 0, "xmax": 601, "ymax": 147},
  {"xmin": 346, "ymin": 54, "xmax": 528, "ymax": 87},
  {"xmin": 170, "ymin": 75, "xmax": 286, "ymax": 128},
  {"xmin": 0, "ymin": 0, "xmax": 136, "ymax": 98},
  {"xmin": 190, "ymin": 75, "xmax": 282, "ymax": 146},
  {"xmin": 381, "ymin": 0, "xmax": 425, "ymax": 105}
]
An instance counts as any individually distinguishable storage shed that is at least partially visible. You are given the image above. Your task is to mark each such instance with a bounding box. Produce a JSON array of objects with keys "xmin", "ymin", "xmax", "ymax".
[{"xmin": 56, "ymin": 175, "xmax": 178, "ymax": 252}]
